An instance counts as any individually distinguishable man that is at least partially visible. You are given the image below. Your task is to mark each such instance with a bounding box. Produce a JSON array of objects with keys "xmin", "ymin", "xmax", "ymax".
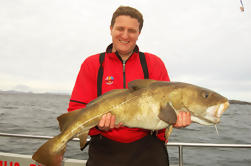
[{"xmin": 68, "ymin": 6, "xmax": 191, "ymax": 166}]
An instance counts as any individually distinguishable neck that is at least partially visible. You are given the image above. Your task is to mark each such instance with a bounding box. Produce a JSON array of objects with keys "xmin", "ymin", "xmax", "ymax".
[
  {"xmin": 112, "ymin": 48, "xmax": 133, "ymax": 61},
  {"xmin": 119, "ymin": 51, "xmax": 133, "ymax": 61}
]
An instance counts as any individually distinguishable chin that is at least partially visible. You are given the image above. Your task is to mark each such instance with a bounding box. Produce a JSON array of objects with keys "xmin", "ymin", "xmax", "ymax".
[{"xmin": 118, "ymin": 47, "xmax": 134, "ymax": 54}]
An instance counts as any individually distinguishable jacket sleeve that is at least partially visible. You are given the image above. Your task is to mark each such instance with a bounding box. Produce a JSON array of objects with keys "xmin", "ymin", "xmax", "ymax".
[
  {"xmin": 146, "ymin": 53, "xmax": 171, "ymax": 142},
  {"xmin": 67, "ymin": 57, "xmax": 98, "ymax": 112}
]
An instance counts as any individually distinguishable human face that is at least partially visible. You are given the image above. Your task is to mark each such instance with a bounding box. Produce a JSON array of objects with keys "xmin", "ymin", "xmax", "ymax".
[{"xmin": 110, "ymin": 15, "xmax": 140, "ymax": 59}]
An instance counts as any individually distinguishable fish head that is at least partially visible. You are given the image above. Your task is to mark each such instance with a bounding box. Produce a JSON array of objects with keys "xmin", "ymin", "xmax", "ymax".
[
  {"xmin": 180, "ymin": 84, "xmax": 229, "ymax": 125},
  {"xmin": 160, "ymin": 82, "xmax": 230, "ymax": 125},
  {"xmin": 134, "ymin": 80, "xmax": 229, "ymax": 125}
]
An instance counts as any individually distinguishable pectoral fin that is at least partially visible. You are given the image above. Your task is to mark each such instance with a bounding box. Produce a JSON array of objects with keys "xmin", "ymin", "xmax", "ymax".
[{"xmin": 158, "ymin": 103, "xmax": 177, "ymax": 125}]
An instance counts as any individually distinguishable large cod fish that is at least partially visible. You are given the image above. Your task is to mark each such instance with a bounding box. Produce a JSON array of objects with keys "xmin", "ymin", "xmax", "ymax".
[{"xmin": 32, "ymin": 79, "xmax": 229, "ymax": 166}]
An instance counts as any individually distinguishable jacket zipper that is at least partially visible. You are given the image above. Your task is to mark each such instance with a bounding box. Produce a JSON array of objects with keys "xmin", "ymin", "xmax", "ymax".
[
  {"xmin": 123, "ymin": 60, "xmax": 126, "ymax": 88},
  {"xmin": 115, "ymin": 51, "xmax": 133, "ymax": 89}
]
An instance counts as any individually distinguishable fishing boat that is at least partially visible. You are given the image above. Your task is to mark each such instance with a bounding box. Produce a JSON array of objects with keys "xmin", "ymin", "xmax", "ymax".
[{"xmin": 1, "ymin": 132, "xmax": 251, "ymax": 166}]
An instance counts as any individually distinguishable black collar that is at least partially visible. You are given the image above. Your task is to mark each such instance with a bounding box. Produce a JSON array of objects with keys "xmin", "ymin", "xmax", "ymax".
[{"xmin": 106, "ymin": 43, "xmax": 139, "ymax": 53}]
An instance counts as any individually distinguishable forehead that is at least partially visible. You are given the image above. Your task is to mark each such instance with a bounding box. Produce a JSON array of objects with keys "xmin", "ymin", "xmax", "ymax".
[{"xmin": 113, "ymin": 15, "xmax": 140, "ymax": 29}]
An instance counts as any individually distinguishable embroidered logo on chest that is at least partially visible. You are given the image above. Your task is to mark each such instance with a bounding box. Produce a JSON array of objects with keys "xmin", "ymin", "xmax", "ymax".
[{"xmin": 105, "ymin": 76, "xmax": 114, "ymax": 85}]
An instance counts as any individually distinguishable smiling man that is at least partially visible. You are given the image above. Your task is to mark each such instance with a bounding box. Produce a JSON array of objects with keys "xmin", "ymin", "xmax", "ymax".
[
  {"xmin": 110, "ymin": 14, "xmax": 140, "ymax": 60},
  {"xmin": 67, "ymin": 6, "xmax": 191, "ymax": 166}
]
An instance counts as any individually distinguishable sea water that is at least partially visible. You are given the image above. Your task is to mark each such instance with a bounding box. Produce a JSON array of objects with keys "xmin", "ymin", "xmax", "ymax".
[{"xmin": 0, "ymin": 92, "xmax": 250, "ymax": 166}]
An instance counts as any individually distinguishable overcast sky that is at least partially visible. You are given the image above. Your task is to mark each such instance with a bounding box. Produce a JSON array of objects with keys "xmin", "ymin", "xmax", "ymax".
[{"xmin": 0, "ymin": 0, "xmax": 250, "ymax": 101}]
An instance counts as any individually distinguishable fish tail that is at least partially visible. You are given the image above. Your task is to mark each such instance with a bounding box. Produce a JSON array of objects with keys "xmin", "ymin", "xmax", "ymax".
[{"xmin": 32, "ymin": 134, "xmax": 66, "ymax": 166}]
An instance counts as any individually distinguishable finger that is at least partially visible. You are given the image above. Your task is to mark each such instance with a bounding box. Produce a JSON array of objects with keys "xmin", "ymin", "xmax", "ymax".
[
  {"xmin": 104, "ymin": 113, "xmax": 111, "ymax": 128},
  {"xmin": 182, "ymin": 112, "xmax": 191, "ymax": 127},
  {"xmin": 187, "ymin": 112, "xmax": 191, "ymax": 125},
  {"xmin": 181, "ymin": 112, "xmax": 185, "ymax": 126},
  {"xmin": 179, "ymin": 112, "xmax": 184, "ymax": 126},
  {"xmin": 182, "ymin": 112, "xmax": 188, "ymax": 126},
  {"xmin": 174, "ymin": 112, "xmax": 181, "ymax": 127},
  {"xmin": 115, "ymin": 122, "xmax": 123, "ymax": 128},
  {"xmin": 186, "ymin": 112, "xmax": 191, "ymax": 126},
  {"xmin": 110, "ymin": 115, "xmax": 115, "ymax": 129},
  {"xmin": 98, "ymin": 114, "xmax": 106, "ymax": 128},
  {"xmin": 176, "ymin": 112, "xmax": 185, "ymax": 127}
]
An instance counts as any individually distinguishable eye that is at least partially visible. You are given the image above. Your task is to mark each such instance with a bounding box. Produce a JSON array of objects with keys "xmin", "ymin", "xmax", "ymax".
[
  {"xmin": 128, "ymin": 28, "xmax": 137, "ymax": 34},
  {"xmin": 202, "ymin": 92, "xmax": 209, "ymax": 99},
  {"xmin": 116, "ymin": 26, "xmax": 124, "ymax": 31}
]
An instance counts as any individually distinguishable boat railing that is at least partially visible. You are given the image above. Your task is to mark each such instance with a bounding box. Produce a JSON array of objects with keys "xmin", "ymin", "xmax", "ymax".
[{"xmin": 1, "ymin": 132, "xmax": 251, "ymax": 166}]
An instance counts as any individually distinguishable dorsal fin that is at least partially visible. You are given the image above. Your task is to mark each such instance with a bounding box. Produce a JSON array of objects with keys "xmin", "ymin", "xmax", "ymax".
[
  {"xmin": 87, "ymin": 89, "xmax": 128, "ymax": 107},
  {"xmin": 128, "ymin": 79, "xmax": 157, "ymax": 91}
]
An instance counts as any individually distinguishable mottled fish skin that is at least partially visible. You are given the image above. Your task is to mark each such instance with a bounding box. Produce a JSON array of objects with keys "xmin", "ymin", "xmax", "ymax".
[{"xmin": 32, "ymin": 79, "xmax": 229, "ymax": 166}]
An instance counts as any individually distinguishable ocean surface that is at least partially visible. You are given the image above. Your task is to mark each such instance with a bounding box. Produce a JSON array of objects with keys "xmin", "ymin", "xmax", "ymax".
[{"xmin": 0, "ymin": 91, "xmax": 250, "ymax": 166}]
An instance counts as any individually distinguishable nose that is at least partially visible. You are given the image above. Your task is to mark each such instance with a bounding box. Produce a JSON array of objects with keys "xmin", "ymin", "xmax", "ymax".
[{"xmin": 121, "ymin": 30, "xmax": 129, "ymax": 39}]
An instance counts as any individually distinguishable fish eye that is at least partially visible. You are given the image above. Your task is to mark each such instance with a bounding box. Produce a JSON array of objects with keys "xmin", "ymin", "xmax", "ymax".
[{"xmin": 202, "ymin": 91, "xmax": 209, "ymax": 99}]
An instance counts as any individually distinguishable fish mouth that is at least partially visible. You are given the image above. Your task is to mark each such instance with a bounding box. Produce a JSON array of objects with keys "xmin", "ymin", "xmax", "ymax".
[
  {"xmin": 191, "ymin": 101, "xmax": 229, "ymax": 125},
  {"xmin": 208, "ymin": 101, "xmax": 229, "ymax": 117}
]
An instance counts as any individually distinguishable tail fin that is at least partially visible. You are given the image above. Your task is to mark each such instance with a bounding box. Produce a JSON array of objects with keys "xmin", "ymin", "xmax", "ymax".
[{"xmin": 32, "ymin": 135, "xmax": 66, "ymax": 166}]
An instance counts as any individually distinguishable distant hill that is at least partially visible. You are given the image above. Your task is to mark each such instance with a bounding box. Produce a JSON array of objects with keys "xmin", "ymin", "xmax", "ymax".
[
  {"xmin": 0, "ymin": 90, "xmax": 250, "ymax": 105},
  {"xmin": 0, "ymin": 90, "xmax": 69, "ymax": 96},
  {"xmin": 229, "ymin": 100, "xmax": 251, "ymax": 105},
  {"xmin": 0, "ymin": 83, "xmax": 70, "ymax": 95},
  {"xmin": 12, "ymin": 84, "xmax": 32, "ymax": 93}
]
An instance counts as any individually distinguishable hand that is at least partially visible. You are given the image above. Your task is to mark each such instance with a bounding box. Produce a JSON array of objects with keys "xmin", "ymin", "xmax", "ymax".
[
  {"xmin": 98, "ymin": 113, "xmax": 123, "ymax": 131},
  {"xmin": 173, "ymin": 111, "xmax": 191, "ymax": 128}
]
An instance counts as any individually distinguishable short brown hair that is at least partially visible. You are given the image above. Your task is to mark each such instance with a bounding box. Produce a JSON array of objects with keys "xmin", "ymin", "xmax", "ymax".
[{"xmin": 111, "ymin": 6, "xmax": 144, "ymax": 32}]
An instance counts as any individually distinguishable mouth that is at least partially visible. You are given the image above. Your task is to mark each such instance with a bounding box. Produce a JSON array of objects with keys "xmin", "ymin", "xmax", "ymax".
[
  {"xmin": 191, "ymin": 101, "xmax": 229, "ymax": 125},
  {"xmin": 119, "ymin": 39, "xmax": 129, "ymax": 44}
]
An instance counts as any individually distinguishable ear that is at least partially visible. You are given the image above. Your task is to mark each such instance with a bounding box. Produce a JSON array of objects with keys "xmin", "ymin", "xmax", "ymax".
[{"xmin": 110, "ymin": 26, "xmax": 113, "ymax": 34}]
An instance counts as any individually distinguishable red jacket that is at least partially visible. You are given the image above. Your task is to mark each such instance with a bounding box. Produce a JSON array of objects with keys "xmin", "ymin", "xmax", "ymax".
[{"xmin": 68, "ymin": 44, "xmax": 170, "ymax": 143}]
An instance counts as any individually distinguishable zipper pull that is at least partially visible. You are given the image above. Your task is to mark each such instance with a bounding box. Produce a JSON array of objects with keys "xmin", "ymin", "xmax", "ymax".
[
  {"xmin": 123, "ymin": 61, "xmax": 126, "ymax": 88},
  {"xmin": 123, "ymin": 61, "xmax": 126, "ymax": 72}
]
